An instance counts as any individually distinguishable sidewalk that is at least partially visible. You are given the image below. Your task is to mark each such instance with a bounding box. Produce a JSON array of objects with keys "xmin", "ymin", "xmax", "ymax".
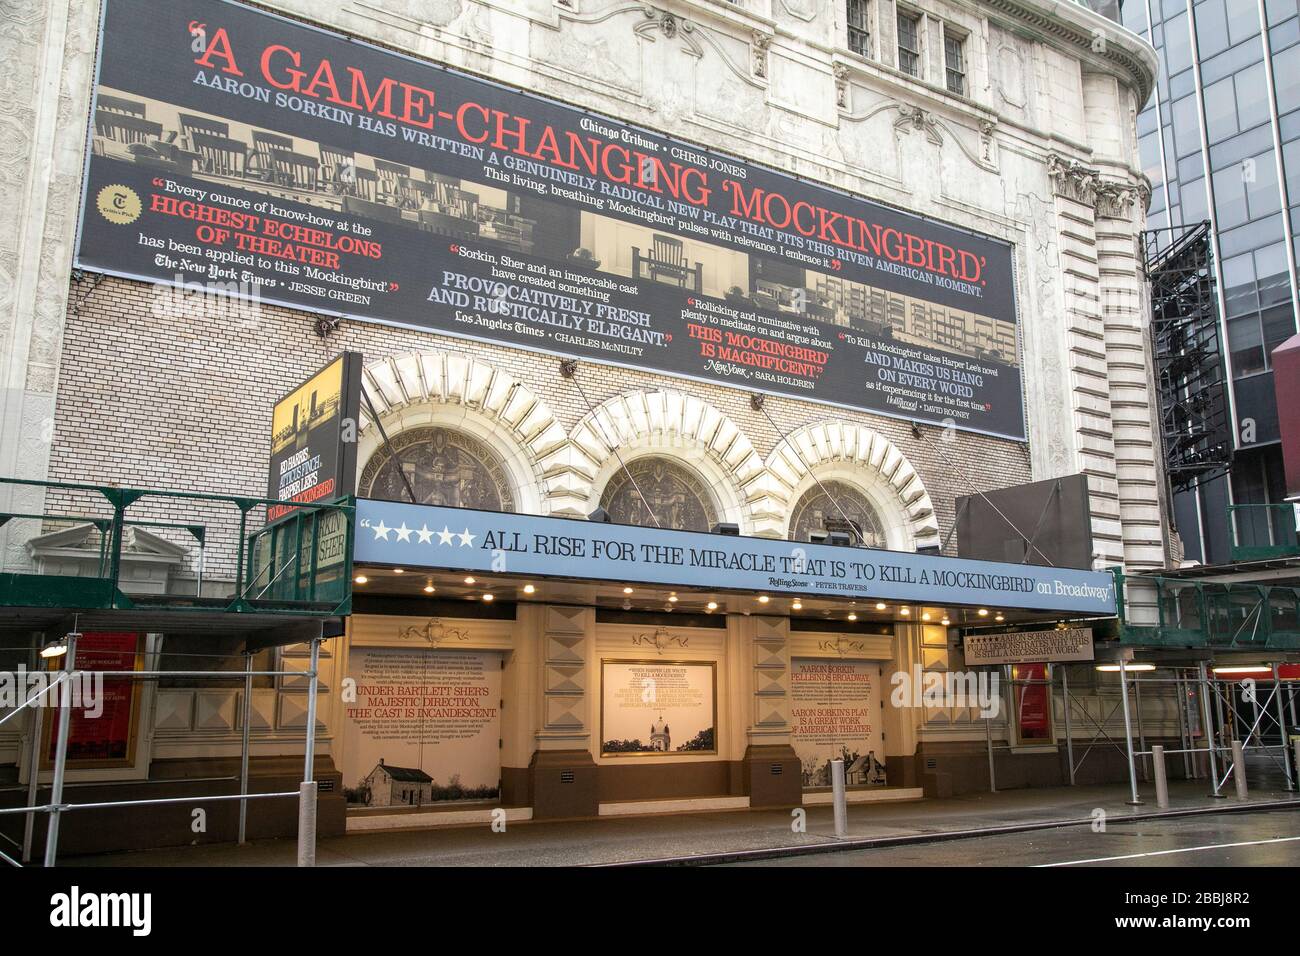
[{"xmin": 62, "ymin": 778, "xmax": 1300, "ymax": 867}]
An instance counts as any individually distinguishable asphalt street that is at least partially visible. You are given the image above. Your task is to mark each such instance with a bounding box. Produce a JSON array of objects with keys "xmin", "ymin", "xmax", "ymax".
[{"xmin": 731, "ymin": 808, "xmax": 1300, "ymax": 866}]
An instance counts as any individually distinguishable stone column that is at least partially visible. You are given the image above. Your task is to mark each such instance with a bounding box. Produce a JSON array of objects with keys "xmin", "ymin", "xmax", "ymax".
[
  {"xmin": 527, "ymin": 604, "xmax": 598, "ymax": 818},
  {"xmin": 731, "ymin": 614, "xmax": 800, "ymax": 807}
]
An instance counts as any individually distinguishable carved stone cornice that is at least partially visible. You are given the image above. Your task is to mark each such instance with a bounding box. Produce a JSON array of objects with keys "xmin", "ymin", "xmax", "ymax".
[
  {"xmin": 1047, "ymin": 152, "xmax": 1101, "ymax": 207},
  {"xmin": 981, "ymin": 0, "xmax": 1157, "ymax": 105}
]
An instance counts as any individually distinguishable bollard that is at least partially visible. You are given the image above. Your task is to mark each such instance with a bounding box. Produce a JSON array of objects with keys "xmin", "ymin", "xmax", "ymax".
[
  {"xmin": 830, "ymin": 758, "xmax": 848, "ymax": 838},
  {"xmin": 1152, "ymin": 745, "xmax": 1169, "ymax": 809},
  {"xmin": 297, "ymin": 780, "xmax": 318, "ymax": 867},
  {"xmin": 1231, "ymin": 740, "xmax": 1248, "ymax": 800}
]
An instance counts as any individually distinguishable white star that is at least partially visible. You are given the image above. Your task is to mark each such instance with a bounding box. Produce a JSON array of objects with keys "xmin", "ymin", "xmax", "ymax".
[
  {"xmin": 416, "ymin": 524, "xmax": 434, "ymax": 544},
  {"xmin": 458, "ymin": 528, "xmax": 476, "ymax": 547},
  {"xmin": 371, "ymin": 521, "xmax": 391, "ymax": 541},
  {"xmin": 395, "ymin": 522, "xmax": 413, "ymax": 543},
  {"xmin": 437, "ymin": 526, "xmax": 455, "ymax": 546}
]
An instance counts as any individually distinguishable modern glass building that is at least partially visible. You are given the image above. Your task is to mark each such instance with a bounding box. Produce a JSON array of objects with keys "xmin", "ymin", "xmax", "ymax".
[{"xmin": 1120, "ymin": 0, "xmax": 1300, "ymax": 564}]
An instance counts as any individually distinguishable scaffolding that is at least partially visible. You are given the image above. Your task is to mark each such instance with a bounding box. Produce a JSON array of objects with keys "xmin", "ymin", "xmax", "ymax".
[
  {"xmin": 1142, "ymin": 222, "xmax": 1232, "ymax": 494},
  {"xmin": 0, "ymin": 635, "xmax": 326, "ymax": 867}
]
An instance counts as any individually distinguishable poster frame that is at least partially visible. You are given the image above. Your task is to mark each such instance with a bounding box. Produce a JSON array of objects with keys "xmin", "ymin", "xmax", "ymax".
[{"xmin": 599, "ymin": 658, "xmax": 718, "ymax": 759}]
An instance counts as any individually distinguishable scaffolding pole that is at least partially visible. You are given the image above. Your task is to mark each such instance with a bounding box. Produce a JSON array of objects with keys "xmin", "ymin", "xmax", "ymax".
[
  {"xmin": 1199, "ymin": 661, "xmax": 1225, "ymax": 798},
  {"xmin": 1061, "ymin": 667, "xmax": 1075, "ymax": 786},
  {"xmin": 43, "ymin": 633, "xmax": 77, "ymax": 868},
  {"xmin": 1118, "ymin": 660, "xmax": 1141, "ymax": 805},
  {"xmin": 239, "ymin": 652, "xmax": 253, "ymax": 844}
]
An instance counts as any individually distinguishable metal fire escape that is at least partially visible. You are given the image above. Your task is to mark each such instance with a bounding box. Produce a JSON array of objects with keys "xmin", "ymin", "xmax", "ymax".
[{"xmin": 1142, "ymin": 222, "xmax": 1232, "ymax": 493}]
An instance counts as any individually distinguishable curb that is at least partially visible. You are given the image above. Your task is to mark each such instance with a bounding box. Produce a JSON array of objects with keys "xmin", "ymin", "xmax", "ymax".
[{"xmin": 590, "ymin": 796, "xmax": 1300, "ymax": 867}]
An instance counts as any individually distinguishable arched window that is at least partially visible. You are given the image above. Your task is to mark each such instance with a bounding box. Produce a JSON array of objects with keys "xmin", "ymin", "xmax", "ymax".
[
  {"xmin": 359, "ymin": 426, "xmax": 515, "ymax": 512},
  {"xmin": 789, "ymin": 480, "xmax": 886, "ymax": 548},
  {"xmin": 599, "ymin": 457, "xmax": 718, "ymax": 532}
]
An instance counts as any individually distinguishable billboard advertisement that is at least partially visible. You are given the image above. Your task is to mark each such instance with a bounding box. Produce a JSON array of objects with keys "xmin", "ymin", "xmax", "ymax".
[
  {"xmin": 76, "ymin": 0, "xmax": 1026, "ymax": 439},
  {"xmin": 265, "ymin": 351, "xmax": 361, "ymax": 520}
]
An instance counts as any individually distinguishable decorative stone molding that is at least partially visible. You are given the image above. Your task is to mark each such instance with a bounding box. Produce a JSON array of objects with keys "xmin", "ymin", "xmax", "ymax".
[
  {"xmin": 632, "ymin": 627, "xmax": 690, "ymax": 653},
  {"xmin": 633, "ymin": 6, "xmax": 701, "ymax": 56},
  {"xmin": 358, "ymin": 351, "xmax": 566, "ymax": 514},
  {"xmin": 751, "ymin": 29, "xmax": 772, "ymax": 79},
  {"xmin": 1046, "ymin": 152, "xmax": 1101, "ymax": 207},
  {"xmin": 832, "ymin": 62, "xmax": 851, "ymax": 109},
  {"xmin": 564, "ymin": 388, "xmax": 768, "ymax": 528},
  {"xmin": 1094, "ymin": 179, "xmax": 1145, "ymax": 221},
  {"xmin": 763, "ymin": 422, "xmax": 940, "ymax": 550},
  {"xmin": 893, "ymin": 104, "xmax": 944, "ymax": 147}
]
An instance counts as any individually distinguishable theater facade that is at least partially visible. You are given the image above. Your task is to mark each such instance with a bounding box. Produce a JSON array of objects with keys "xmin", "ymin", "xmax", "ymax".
[{"xmin": 0, "ymin": 0, "xmax": 1170, "ymax": 847}]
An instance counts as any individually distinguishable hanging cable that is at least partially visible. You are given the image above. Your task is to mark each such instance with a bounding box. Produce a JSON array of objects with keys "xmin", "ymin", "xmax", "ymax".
[
  {"xmin": 560, "ymin": 360, "xmax": 661, "ymax": 529},
  {"xmin": 750, "ymin": 392, "xmax": 864, "ymax": 545},
  {"xmin": 909, "ymin": 421, "xmax": 1055, "ymax": 566}
]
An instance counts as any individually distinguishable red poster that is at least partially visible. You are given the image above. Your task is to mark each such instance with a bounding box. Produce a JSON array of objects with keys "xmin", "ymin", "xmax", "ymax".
[
  {"xmin": 45, "ymin": 631, "xmax": 142, "ymax": 767},
  {"xmin": 1012, "ymin": 662, "xmax": 1050, "ymax": 740}
]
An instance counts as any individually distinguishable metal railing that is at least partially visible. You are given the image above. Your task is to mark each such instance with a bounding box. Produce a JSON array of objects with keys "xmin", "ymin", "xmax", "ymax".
[
  {"xmin": 1112, "ymin": 567, "xmax": 1300, "ymax": 649},
  {"xmin": 0, "ymin": 477, "xmax": 353, "ymax": 616},
  {"xmin": 1228, "ymin": 503, "xmax": 1300, "ymax": 562},
  {"xmin": 0, "ymin": 636, "xmax": 326, "ymax": 867}
]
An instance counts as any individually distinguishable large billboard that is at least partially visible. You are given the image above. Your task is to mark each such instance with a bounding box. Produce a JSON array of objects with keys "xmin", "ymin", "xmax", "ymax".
[{"xmin": 76, "ymin": 0, "xmax": 1026, "ymax": 439}]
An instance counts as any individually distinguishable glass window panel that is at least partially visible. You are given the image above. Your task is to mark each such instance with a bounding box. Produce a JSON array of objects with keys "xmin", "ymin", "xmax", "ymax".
[
  {"xmin": 1263, "ymin": 304, "xmax": 1298, "ymax": 359},
  {"xmin": 1228, "ymin": 313, "xmax": 1267, "ymax": 376},
  {"xmin": 1255, "ymin": 242, "xmax": 1293, "ymax": 307},
  {"xmin": 1229, "ymin": 6, "xmax": 1263, "ymax": 46},
  {"xmin": 1173, "ymin": 95, "xmax": 1202, "ymax": 158},
  {"xmin": 1222, "ymin": 253, "xmax": 1259, "ymax": 317},
  {"xmin": 1275, "ymin": 43, "xmax": 1300, "ymax": 114},
  {"xmin": 1203, "ymin": 76, "xmax": 1239, "ymax": 141},
  {"xmin": 1285, "ymin": 138, "xmax": 1300, "ymax": 200},
  {"xmin": 1182, "ymin": 176, "xmax": 1209, "ymax": 224},
  {"xmin": 847, "ymin": 0, "xmax": 871, "ymax": 58},
  {"xmin": 1244, "ymin": 149, "xmax": 1282, "ymax": 220},
  {"xmin": 1166, "ymin": 12, "xmax": 1193, "ymax": 74},
  {"xmin": 1268, "ymin": 0, "xmax": 1300, "ymax": 28},
  {"xmin": 1219, "ymin": 213, "xmax": 1284, "ymax": 257},
  {"xmin": 1195, "ymin": 0, "xmax": 1231, "ymax": 59},
  {"xmin": 1271, "ymin": 17, "xmax": 1300, "ymax": 51},
  {"xmin": 1235, "ymin": 62, "xmax": 1273, "ymax": 131},
  {"xmin": 1212, "ymin": 163, "xmax": 1250, "ymax": 228},
  {"xmin": 897, "ymin": 12, "xmax": 920, "ymax": 77}
]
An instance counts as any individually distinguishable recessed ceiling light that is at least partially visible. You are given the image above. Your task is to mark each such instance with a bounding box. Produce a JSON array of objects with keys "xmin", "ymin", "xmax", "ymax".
[
  {"xmin": 847, "ymin": 612, "xmax": 858, "ymax": 621},
  {"xmin": 393, "ymin": 568, "xmax": 404, "ymax": 575},
  {"xmin": 623, "ymin": 587, "xmax": 634, "ymax": 594},
  {"xmin": 707, "ymin": 601, "xmax": 718, "ymax": 610},
  {"xmin": 792, "ymin": 601, "xmax": 803, "ymax": 611},
  {"xmin": 423, "ymin": 584, "xmax": 435, "ymax": 594},
  {"xmin": 995, "ymin": 613, "xmax": 1004, "ymax": 622},
  {"xmin": 464, "ymin": 576, "xmax": 476, "ymax": 585},
  {"xmin": 758, "ymin": 595, "xmax": 770, "ymax": 604},
  {"xmin": 977, "ymin": 608, "xmax": 988, "ymax": 616},
  {"xmin": 354, "ymin": 575, "xmax": 368, "ymax": 584},
  {"xmin": 900, "ymin": 607, "xmax": 910, "ymax": 616},
  {"xmin": 875, "ymin": 602, "xmax": 887, "ymax": 610},
  {"xmin": 523, "ymin": 584, "xmax": 536, "ymax": 594},
  {"xmin": 482, "ymin": 593, "xmax": 494, "ymax": 602},
  {"xmin": 941, "ymin": 618, "xmax": 951, "ymax": 626},
  {"xmin": 921, "ymin": 612, "xmax": 931, "ymax": 621},
  {"xmin": 668, "ymin": 595, "xmax": 678, "ymax": 603}
]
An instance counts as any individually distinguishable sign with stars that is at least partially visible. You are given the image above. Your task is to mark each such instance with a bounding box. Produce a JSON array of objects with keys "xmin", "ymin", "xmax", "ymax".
[{"xmin": 354, "ymin": 499, "xmax": 1116, "ymax": 615}]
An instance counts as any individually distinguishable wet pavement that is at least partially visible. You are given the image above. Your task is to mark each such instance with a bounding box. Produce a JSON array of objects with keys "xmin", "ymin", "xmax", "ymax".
[
  {"xmin": 61, "ymin": 778, "xmax": 1300, "ymax": 867},
  {"xmin": 736, "ymin": 808, "xmax": 1300, "ymax": 866}
]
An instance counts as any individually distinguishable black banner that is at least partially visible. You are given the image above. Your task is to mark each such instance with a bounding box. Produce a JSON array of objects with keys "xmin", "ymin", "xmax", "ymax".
[{"xmin": 76, "ymin": 0, "xmax": 1026, "ymax": 439}]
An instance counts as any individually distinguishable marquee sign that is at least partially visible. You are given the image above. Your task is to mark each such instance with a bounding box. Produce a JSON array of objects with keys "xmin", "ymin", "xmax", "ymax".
[
  {"xmin": 353, "ymin": 499, "xmax": 1117, "ymax": 615},
  {"xmin": 75, "ymin": 0, "xmax": 1026, "ymax": 439},
  {"xmin": 962, "ymin": 627, "xmax": 1095, "ymax": 666}
]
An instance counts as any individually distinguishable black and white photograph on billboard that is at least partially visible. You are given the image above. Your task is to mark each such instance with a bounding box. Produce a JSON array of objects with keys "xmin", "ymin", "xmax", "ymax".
[{"xmin": 600, "ymin": 660, "xmax": 716, "ymax": 756}]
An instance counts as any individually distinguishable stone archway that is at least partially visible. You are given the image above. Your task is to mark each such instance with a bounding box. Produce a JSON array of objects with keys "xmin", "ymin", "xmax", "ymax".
[
  {"xmin": 765, "ymin": 422, "xmax": 939, "ymax": 551},
  {"xmin": 357, "ymin": 351, "xmax": 566, "ymax": 515}
]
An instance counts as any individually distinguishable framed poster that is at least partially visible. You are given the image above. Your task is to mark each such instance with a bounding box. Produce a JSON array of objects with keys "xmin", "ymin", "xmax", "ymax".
[
  {"xmin": 600, "ymin": 660, "xmax": 716, "ymax": 757},
  {"xmin": 42, "ymin": 632, "xmax": 144, "ymax": 770},
  {"xmin": 340, "ymin": 646, "xmax": 501, "ymax": 807},
  {"xmin": 1011, "ymin": 662, "xmax": 1052, "ymax": 742},
  {"xmin": 791, "ymin": 659, "xmax": 886, "ymax": 788}
]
